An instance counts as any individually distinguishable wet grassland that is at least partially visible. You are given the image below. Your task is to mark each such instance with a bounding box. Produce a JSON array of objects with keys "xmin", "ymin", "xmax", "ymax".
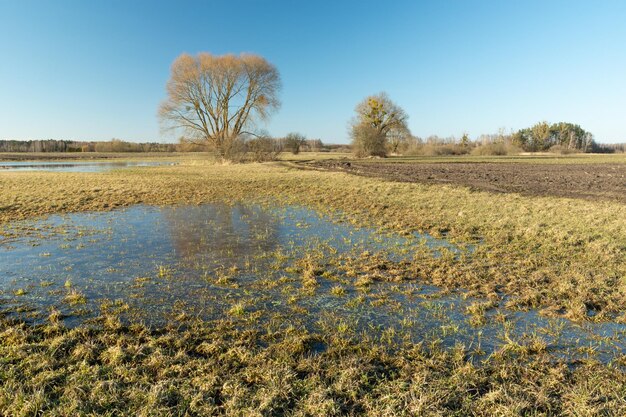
[{"xmin": 1, "ymin": 156, "xmax": 625, "ymax": 415}]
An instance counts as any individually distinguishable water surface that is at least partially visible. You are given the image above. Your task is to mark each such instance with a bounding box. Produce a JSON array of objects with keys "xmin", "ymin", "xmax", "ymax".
[
  {"xmin": 0, "ymin": 160, "xmax": 176, "ymax": 172},
  {"xmin": 1, "ymin": 203, "xmax": 623, "ymax": 363}
]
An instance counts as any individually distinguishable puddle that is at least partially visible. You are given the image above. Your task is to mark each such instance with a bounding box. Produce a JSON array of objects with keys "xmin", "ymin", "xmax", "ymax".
[
  {"xmin": 0, "ymin": 203, "xmax": 624, "ymax": 363},
  {"xmin": 0, "ymin": 161, "xmax": 177, "ymax": 172}
]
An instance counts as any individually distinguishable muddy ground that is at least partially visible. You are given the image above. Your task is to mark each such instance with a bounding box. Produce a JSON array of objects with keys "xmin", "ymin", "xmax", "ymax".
[{"xmin": 308, "ymin": 160, "xmax": 626, "ymax": 203}]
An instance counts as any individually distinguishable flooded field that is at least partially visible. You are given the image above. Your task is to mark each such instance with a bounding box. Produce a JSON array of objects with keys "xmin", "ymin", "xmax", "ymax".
[
  {"xmin": 2, "ymin": 203, "xmax": 624, "ymax": 363},
  {"xmin": 1, "ymin": 160, "xmax": 625, "ymax": 415},
  {"xmin": 0, "ymin": 160, "xmax": 176, "ymax": 172}
]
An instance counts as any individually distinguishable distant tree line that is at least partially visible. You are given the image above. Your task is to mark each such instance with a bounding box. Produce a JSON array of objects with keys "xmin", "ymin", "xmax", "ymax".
[
  {"xmin": 593, "ymin": 142, "xmax": 626, "ymax": 153},
  {"xmin": 344, "ymin": 94, "xmax": 624, "ymax": 158},
  {"xmin": 511, "ymin": 122, "xmax": 594, "ymax": 152},
  {"xmin": 0, "ymin": 139, "xmax": 85, "ymax": 153},
  {"xmin": 0, "ymin": 136, "xmax": 343, "ymax": 160},
  {"xmin": 0, "ymin": 139, "xmax": 178, "ymax": 153},
  {"xmin": 394, "ymin": 130, "xmax": 624, "ymax": 157},
  {"xmin": 241, "ymin": 136, "xmax": 331, "ymax": 161}
]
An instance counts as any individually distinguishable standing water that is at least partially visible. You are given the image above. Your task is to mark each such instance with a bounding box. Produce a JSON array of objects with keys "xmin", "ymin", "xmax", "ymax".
[
  {"xmin": 0, "ymin": 203, "xmax": 624, "ymax": 362},
  {"xmin": 0, "ymin": 161, "xmax": 177, "ymax": 172}
]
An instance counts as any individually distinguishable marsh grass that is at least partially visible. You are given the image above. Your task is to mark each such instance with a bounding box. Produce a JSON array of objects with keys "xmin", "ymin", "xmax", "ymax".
[
  {"xmin": 64, "ymin": 289, "xmax": 87, "ymax": 306},
  {"xmin": 2, "ymin": 313, "xmax": 625, "ymax": 416}
]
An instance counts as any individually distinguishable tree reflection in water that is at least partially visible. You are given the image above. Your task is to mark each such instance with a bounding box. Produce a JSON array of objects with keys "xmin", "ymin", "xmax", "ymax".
[{"xmin": 163, "ymin": 203, "xmax": 282, "ymax": 270}]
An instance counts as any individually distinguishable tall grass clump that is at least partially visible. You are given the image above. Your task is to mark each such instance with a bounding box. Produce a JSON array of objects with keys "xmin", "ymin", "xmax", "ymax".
[{"xmin": 471, "ymin": 142, "xmax": 521, "ymax": 156}]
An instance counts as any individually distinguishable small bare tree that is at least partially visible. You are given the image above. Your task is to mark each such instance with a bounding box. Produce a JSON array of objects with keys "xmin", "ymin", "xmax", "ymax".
[
  {"xmin": 284, "ymin": 132, "xmax": 307, "ymax": 154},
  {"xmin": 350, "ymin": 92, "xmax": 409, "ymax": 157},
  {"xmin": 386, "ymin": 125, "xmax": 411, "ymax": 154},
  {"xmin": 159, "ymin": 52, "xmax": 281, "ymax": 160}
]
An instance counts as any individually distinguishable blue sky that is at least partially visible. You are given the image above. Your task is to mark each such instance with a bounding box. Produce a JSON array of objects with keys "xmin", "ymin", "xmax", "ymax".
[{"xmin": 1, "ymin": 0, "xmax": 625, "ymax": 143}]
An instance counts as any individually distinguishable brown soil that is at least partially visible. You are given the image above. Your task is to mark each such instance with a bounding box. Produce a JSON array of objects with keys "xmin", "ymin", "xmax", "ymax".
[{"xmin": 308, "ymin": 160, "xmax": 626, "ymax": 203}]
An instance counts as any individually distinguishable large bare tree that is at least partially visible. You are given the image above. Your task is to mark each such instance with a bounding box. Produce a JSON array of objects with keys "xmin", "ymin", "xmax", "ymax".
[{"xmin": 159, "ymin": 52, "xmax": 281, "ymax": 159}]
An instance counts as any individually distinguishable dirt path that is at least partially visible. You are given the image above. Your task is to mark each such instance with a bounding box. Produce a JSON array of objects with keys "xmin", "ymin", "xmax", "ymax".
[{"xmin": 309, "ymin": 160, "xmax": 626, "ymax": 203}]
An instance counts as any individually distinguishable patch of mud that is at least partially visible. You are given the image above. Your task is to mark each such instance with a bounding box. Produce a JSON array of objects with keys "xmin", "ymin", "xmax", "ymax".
[{"xmin": 309, "ymin": 161, "xmax": 626, "ymax": 202}]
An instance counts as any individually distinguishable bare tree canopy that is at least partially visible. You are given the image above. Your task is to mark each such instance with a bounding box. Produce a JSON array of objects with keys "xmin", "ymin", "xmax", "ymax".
[
  {"xmin": 351, "ymin": 92, "xmax": 410, "ymax": 157},
  {"xmin": 354, "ymin": 92, "xmax": 408, "ymax": 136},
  {"xmin": 159, "ymin": 52, "xmax": 281, "ymax": 159}
]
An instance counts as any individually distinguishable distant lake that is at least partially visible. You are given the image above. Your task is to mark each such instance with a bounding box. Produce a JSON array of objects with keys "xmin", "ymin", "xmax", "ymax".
[{"xmin": 0, "ymin": 161, "xmax": 177, "ymax": 172}]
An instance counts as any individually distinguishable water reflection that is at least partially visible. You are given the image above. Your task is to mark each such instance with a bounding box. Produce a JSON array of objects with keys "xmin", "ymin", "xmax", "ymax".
[{"xmin": 164, "ymin": 204, "xmax": 281, "ymax": 263}]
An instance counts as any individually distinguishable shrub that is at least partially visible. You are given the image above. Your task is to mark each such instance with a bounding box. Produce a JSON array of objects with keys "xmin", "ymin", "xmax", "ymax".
[
  {"xmin": 351, "ymin": 123, "xmax": 387, "ymax": 158},
  {"xmin": 549, "ymin": 145, "xmax": 580, "ymax": 155},
  {"xmin": 245, "ymin": 136, "xmax": 283, "ymax": 162},
  {"xmin": 471, "ymin": 143, "xmax": 521, "ymax": 156},
  {"xmin": 405, "ymin": 143, "xmax": 471, "ymax": 156}
]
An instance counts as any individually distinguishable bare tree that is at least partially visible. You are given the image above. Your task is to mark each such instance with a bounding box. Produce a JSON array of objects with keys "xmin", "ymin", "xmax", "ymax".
[
  {"xmin": 159, "ymin": 52, "xmax": 281, "ymax": 160},
  {"xmin": 350, "ymin": 92, "xmax": 410, "ymax": 157},
  {"xmin": 386, "ymin": 125, "xmax": 411, "ymax": 154},
  {"xmin": 284, "ymin": 132, "xmax": 307, "ymax": 154}
]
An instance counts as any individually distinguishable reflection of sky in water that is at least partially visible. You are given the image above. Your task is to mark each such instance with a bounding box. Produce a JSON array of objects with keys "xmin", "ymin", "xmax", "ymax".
[
  {"xmin": 0, "ymin": 161, "xmax": 176, "ymax": 172},
  {"xmin": 1, "ymin": 203, "xmax": 624, "ymax": 362}
]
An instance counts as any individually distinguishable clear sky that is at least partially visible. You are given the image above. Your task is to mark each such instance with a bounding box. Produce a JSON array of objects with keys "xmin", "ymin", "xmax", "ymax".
[{"xmin": 1, "ymin": 0, "xmax": 625, "ymax": 144}]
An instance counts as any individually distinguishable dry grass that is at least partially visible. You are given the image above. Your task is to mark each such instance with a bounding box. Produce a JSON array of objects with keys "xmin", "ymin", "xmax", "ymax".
[{"xmin": 1, "ymin": 314, "xmax": 625, "ymax": 416}]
